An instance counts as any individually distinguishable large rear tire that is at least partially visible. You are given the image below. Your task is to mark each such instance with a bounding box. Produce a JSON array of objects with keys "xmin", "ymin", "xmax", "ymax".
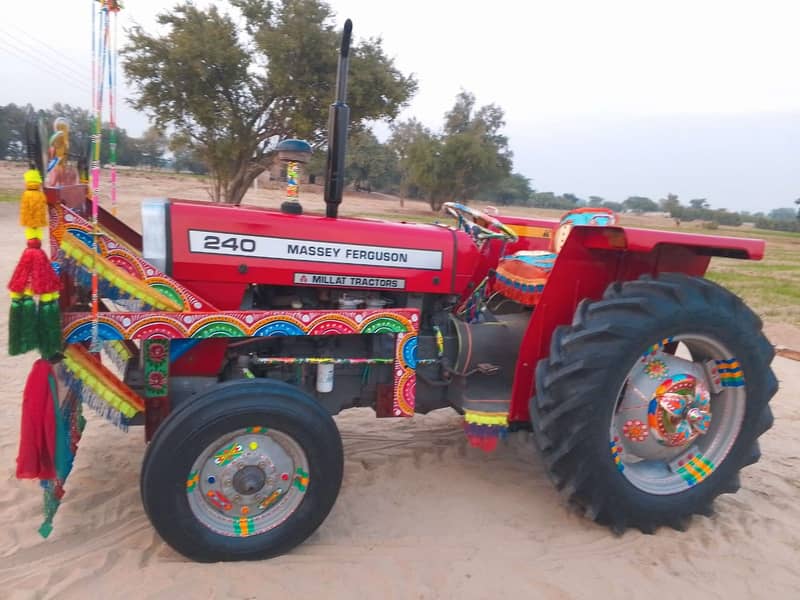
[
  {"xmin": 141, "ymin": 379, "xmax": 343, "ymax": 561},
  {"xmin": 530, "ymin": 273, "xmax": 777, "ymax": 532}
]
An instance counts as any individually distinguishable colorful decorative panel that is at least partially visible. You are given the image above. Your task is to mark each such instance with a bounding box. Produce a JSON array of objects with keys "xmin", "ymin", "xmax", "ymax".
[
  {"xmin": 64, "ymin": 309, "xmax": 420, "ymax": 417},
  {"xmin": 48, "ymin": 203, "xmax": 216, "ymax": 311}
]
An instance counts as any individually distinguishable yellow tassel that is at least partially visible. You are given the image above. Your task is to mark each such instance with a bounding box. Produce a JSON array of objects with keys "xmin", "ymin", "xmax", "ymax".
[
  {"xmin": 464, "ymin": 410, "xmax": 509, "ymax": 427},
  {"xmin": 20, "ymin": 185, "xmax": 48, "ymax": 229},
  {"xmin": 24, "ymin": 227, "xmax": 44, "ymax": 240}
]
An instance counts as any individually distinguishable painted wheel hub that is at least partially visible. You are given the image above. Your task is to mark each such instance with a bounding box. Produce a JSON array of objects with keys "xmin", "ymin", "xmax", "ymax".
[
  {"xmin": 648, "ymin": 374, "xmax": 711, "ymax": 447},
  {"xmin": 613, "ymin": 352, "xmax": 714, "ymax": 463},
  {"xmin": 186, "ymin": 428, "xmax": 310, "ymax": 537},
  {"xmin": 609, "ymin": 335, "xmax": 747, "ymax": 495}
]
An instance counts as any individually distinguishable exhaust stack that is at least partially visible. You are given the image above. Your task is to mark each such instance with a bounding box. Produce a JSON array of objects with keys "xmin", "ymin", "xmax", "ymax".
[{"xmin": 323, "ymin": 19, "xmax": 352, "ymax": 219}]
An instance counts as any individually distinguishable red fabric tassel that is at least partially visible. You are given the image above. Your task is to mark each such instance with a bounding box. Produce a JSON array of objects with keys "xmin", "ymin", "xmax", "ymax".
[
  {"xmin": 16, "ymin": 359, "xmax": 56, "ymax": 480},
  {"xmin": 8, "ymin": 238, "xmax": 61, "ymax": 296}
]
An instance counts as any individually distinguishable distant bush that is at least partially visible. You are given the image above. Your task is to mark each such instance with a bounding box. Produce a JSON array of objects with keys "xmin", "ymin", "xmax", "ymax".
[
  {"xmin": 529, "ymin": 192, "xmax": 579, "ymax": 210},
  {"xmin": 754, "ymin": 217, "xmax": 800, "ymax": 233},
  {"xmin": 601, "ymin": 201, "xmax": 624, "ymax": 212},
  {"xmin": 669, "ymin": 206, "xmax": 742, "ymax": 226}
]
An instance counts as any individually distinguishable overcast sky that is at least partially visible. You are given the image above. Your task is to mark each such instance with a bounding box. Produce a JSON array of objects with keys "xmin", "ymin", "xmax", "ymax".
[{"xmin": 1, "ymin": 0, "xmax": 798, "ymax": 212}]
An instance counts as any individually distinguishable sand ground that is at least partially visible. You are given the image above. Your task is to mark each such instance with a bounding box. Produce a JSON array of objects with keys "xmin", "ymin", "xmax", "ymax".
[{"xmin": 0, "ymin": 169, "xmax": 798, "ymax": 599}]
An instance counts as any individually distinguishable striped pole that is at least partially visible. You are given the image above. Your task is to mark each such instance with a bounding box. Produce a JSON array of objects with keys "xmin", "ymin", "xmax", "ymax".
[
  {"xmin": 89, "ymin": 4, "xmax": 108, "ymax": 352},
  {"xmin": 109, "ymin": 6, "xmax": 117, "ymax": 216}
]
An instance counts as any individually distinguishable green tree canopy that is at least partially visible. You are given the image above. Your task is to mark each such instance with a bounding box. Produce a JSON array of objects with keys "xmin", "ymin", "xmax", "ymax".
[
  {"xmin": 399, "ymin": 91, "xmax": 513, "ymax": 210},
  {"xmin": 479, "ymin": 172, "xmax": 533, "ymax": 205},
  {"xmin": 623, "ymin": 196, "xmax": 658, "ymax": 212},
  {"xmin": 689, "ymin": 198, "xmax": 710, "ymax": 209},
  {"xmin": 123, "ymin": 0, "xmax": 417, "ymax": 204},
  {"xmin": 601, "ymin": 200, "xmax": 624, "ymax": 212},
  {"xmin": 588, "ymin": 196, "xmax": 605, "ymax": 207},
  {"xmin": 344, "ymin": 129, "xmax": 399, "ymax": 192},
  {"xmin": 659, "ymin": 193, "xmax": 680, "ymax": 212},
  {"xmin": 0, "ymin": 102, "xmax": 164, "ymax": 169},
  {"xmin": 769, "ymin": 207, "xmax": 797, "ymax": 222},
  {"xmin": 0, "ymin": 103, "xmax": 29, "ymax": 160}
]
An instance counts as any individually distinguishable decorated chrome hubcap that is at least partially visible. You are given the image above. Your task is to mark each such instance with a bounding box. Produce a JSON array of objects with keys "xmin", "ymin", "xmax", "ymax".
[
  {"xmin": 187, "ymin": 428, "xmax": 309, "ymax": 537},
  {"xmin": 610, "ymin": 335, "xmax": 746, "ymax": 495}
]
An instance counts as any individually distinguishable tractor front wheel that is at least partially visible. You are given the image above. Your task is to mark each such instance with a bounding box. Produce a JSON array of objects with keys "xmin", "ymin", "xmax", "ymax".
[
  {"xmin": 531, "ymin": 273, "xmax": 777, "ymax": 532},
  {"xmin": 141, "ymin": 379, "xmax": 343, "ymax": 561}
]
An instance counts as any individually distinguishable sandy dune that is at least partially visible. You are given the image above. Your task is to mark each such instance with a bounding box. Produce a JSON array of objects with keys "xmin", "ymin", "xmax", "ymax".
[{"xmin": 0, "ymin": 186, "xmax": 798, "ymax": 599}]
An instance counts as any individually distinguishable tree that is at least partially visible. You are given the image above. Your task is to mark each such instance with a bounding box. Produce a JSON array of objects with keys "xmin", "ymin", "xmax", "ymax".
[
  {"xmin": 401, "ymin": 91, "xmax": 513, "ymax": 210},
  {"xmin": 623, "ymin": 196, "xmax": 658, "ymax": 213},
  {"xmin": 0, "ymin": 103, "xmax": 29, "ymax": 160},
  {"xmin": 170, "ymin": 135, "xmax": 208, "ymax": 174},
  {"xmin": 344, "ymin": 129, "xmax": 398, "ymax": 192},
  {"xmin": 388, "ymin": 118, "xmax": 430, "ymax": 198},
  {"xmin": 602, "ymin": 200, "xmax": 624, "ymax": 212},
  {"xmin": 659, "ymin": 193, "xmax": 680, "ymax": 213},
  {"xmin": 403, "ymin": 129, "xmax": 442, "ymax": 207},
  {"xmin": 588, "ymin": 196, "xmax": 605, "ymax": 207},
  {"xmin": 123, "ymin": 0, "xmax": 416, "ymax": 204},
  {"xmin": 480, "ymin": 173, "xmax": 532, "ymax": 205},
  {"xmin": 529, "ymin": 192, "xmax": 582, "ymax": 210},
  {"xmin": 689, "ymin": 198, "xmax": 710, "ymax": 209},
  {"xmin": 795, "ymin": 198, "xmax": 800, "ymax": 220},
  {"xmin": 0, "ymin": 102, "xmax": 144, "ymax": 167},
  {"xmin": 133, "ymin": 126, "xmax": 168, "ymax": 169},
  {"xmin": 768, "ymin": 207, "xmax": 797, "ymax": 222}
]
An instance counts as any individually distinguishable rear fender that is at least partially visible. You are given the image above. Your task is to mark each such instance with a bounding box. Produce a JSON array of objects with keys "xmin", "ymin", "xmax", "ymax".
[{"xmin": 508, "ymin": 225, "xmax": 765, "ymax": 423}]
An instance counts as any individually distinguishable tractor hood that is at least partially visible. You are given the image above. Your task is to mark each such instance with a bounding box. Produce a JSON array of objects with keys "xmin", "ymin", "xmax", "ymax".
[{"xmin": 158, "ymin": 199, "xmax": 481, "ymax": 309}]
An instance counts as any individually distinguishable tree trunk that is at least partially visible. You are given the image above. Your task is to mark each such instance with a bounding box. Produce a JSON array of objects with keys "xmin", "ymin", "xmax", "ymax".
[{"xmin": 225, "ymin": 160, "xmax": 264, "ymax": 205}]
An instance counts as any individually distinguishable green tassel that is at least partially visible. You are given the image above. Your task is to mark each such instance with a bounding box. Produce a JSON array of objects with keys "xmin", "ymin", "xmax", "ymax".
[
  {"xmin": 9, "ymin": 298, "xmax": 23, "ymax": 355},
  {"xmin": 38, "ymin": 520, "xmax": 53, "ymax": 539},
  {"xmin": 19, "ymin": 296, "xmax": 38, "ymax": 355},
  {"xmin": 39, "ymin": 484, "xmax": 58, "ymax": 539},
  {"xmin": 37, "ymin": 300, "xmax": 62, "ymax": 359}
]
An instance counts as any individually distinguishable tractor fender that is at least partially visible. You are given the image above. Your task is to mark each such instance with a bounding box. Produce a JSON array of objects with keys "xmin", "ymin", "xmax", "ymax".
[{"xmin": 507, "ymin": 224, "xmax": 765, "ymax": 423}]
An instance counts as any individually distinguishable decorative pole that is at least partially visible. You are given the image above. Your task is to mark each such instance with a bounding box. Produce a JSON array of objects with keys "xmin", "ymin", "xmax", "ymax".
[
  {"xmin": 89, "ymin": 3, "xmax": 107, "ymax": 351},
  {"xmin": 108, "ymin": 0, "xmax": 120, "ymax": 215},
  {"xmin": 89, "ymin": 0, "xmax": 122, "ymax": 349},
  {"xmin": 276, "ymin": 139, "xmax": 312, "ymax": 215}
]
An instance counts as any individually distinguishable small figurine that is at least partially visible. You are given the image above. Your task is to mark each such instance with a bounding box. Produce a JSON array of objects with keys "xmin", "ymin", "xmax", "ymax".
[{"xmin": 47, "ymin": 118, "xmax": 77, "ymax": 187}]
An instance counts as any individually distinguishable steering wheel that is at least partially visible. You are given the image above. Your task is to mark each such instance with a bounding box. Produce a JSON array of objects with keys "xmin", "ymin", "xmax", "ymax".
[{"xmin": 442, "ymin": 202, "xmax": 518, "ymax": 243}]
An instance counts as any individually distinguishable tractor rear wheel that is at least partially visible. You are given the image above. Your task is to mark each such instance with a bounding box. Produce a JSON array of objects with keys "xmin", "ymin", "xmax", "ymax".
[
  {"xmin": 141, "ymin": 379, "xmax": 343, "ymax": 561},
  {"xmin": 530, "ymin": 273, "xmax": 777, "ymax": 532}
]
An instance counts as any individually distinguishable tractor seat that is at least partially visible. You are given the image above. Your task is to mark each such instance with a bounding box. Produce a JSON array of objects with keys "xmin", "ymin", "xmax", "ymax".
[{"xmin": 493, "ymin": 207, "xmax": 617, "ymax": 305}]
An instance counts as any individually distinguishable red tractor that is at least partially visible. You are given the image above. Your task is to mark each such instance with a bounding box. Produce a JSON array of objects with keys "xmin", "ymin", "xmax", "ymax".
[{"xmin": 22, "ymin": 21, "xmax": 776, "ymax": 561}]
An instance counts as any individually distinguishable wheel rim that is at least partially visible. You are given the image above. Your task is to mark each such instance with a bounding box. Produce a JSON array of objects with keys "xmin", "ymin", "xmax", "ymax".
[
  {"xmin": 186, "ymin": 427, "xmax": 310, "ymax": 537},
  {"xmin": 609, "ymin": 334, "xmax": 746, "ymax": 495}
]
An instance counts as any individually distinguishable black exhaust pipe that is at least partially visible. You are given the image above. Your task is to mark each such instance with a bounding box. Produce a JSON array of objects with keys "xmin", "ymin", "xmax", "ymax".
[{"xmin": 324, "ymin": 19, "xmax": 352, "ymax": 219}]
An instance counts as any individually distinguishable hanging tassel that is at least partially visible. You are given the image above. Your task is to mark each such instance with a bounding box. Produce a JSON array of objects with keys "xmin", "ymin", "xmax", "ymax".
[
  {"xmin": 8, "ymin": 238, "xmax": 62, "ymax": 358},
  {"xmin": 37, "ymin": 367, "xmax": 87, "ymax": 538},
  {"xmin": 8, "ymin": 238, "xmax": 61, "ymax": 296},
  {"xmin": 463, "ymin": 410, "xmax": 509, "ymax": 453},
  {"xmin": 39, "ymin": 480, "xmax": 64, "ymax": 538},
  {"xmin": 19, "ymin": 295, "xmax": 38, "ymax": 355},
  {"xmin": 16, "ymin": 359, "xmax": 57, "ymax": 480},
  {"xmin": 8, "ymin": 294, "xmax": 27, "ymax": 355},
  {"xmin": 37, "ymin": 293, "xmax": 62, "ymax": 359}
]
